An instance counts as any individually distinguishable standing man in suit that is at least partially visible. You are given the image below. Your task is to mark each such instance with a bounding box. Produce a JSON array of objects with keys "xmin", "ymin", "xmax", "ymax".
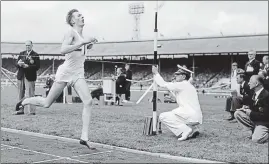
[
  {"xmin": 224, "ymin": 70, "xmax": 251, "ymax": 121},
  {"xmin": 234, "ymin": 75, "xmax": 269, "ymax": 143},
  {"xmin": 124, "ymin": 64, "xmax": 132, "ymax": 101},
  {"xmin": 15, "ymin": 40, "xmax": 40, "ymax": 115},
  {"xmin": 244, "ymin": 50, "xmax": 261, "ymax": 82}
]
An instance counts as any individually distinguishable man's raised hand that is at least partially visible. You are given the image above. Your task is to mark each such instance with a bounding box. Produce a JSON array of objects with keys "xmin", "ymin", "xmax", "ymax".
[{"xmin": 152, "ymin": 65, "xmax": 159, "ymax": 75}]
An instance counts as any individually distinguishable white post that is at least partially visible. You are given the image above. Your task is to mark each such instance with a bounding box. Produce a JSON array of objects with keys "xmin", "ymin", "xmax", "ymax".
[
  {"xmin": 136, "ymin": 83, "xmax": 154, "ymax": 104},
  {"xmin": 63, "ymin": 87, "xmax": 66, "ymax": 104},
  {"xmin": 152, "ymin": 0, "xmax": 159, "ymax": 135}
]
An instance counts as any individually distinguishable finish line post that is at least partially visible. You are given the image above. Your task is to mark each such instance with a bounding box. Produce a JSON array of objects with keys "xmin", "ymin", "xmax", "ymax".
[{"xmin": 152, "ymin": 0, "xmax": 159, "ymax": 136}]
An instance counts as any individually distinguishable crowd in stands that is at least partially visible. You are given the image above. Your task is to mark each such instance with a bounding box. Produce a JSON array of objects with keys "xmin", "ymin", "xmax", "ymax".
[
  {"xmin": 1, "ymin": 55, "xmax": 267, "ymax": 90},
  {"xmin": 0, "ymin": 57, "xmax": 230, "ymax": 88}
]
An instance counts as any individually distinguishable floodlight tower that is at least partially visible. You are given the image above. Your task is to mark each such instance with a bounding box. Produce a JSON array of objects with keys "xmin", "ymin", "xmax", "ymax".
[{"xmin": 129, "ymin": 2, "xmax": 145, "ymax": 40}]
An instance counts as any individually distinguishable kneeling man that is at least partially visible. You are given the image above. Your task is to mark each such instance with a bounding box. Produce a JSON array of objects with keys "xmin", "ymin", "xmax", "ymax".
[
  {"xmin": 234, "ymin": 75, "xmax": 269, "ymax": 143},
  {"xmin": 152, "ymin": 65, "xmax": 203, "ymax": 141}
]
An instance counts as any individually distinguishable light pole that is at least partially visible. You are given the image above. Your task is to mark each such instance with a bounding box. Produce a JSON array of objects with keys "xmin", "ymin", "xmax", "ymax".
[{"xmin": 129, "ymin": 2, "xmax": 145, "ymax": 40}]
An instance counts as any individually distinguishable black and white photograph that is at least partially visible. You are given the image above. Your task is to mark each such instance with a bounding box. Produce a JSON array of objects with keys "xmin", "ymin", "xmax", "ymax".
[{"xmin": 1, "ymin": 1, "xmax": 268, "ymax": 163}]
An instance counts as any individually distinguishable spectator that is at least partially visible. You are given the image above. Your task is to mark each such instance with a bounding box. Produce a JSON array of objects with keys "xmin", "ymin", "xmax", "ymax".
[
  {"xmin": 260, "ymin": 56, "xmax": 269, "ymax": 76},
  {"xmin": 15, "ymin": 40, "xmax": 40, "ymax": 115},
  {"xmin": 115, "ymin": 67, "xmax": 126, "ymax": 106},
  {"xmin": 44, "ymin": 74, "xmax": 54, "ymax": 97},
  {"xmin": 224, "ymin": 70, "xmax": 250, "ymax": 121},
  {"xmin": 234, "ymin": 75, "xmax": 269, "ymax": 143},
  {"xmin": 260, "ymin": 56, "xmax": 269, "ymax": 70},
  {"xmin": 124, "ymin": 64, "xmax": 132, "ymax": 101},
  {"xmin": 261, "ymin": 56, "xmax": 269, "ymax": 91},
  {"xmin": 244, "ymin": 50, "xmax": 261, "ymax": 82},
  {"xmin": 258, "ymin": 70, "xmax": 269, "ymax": 91}
]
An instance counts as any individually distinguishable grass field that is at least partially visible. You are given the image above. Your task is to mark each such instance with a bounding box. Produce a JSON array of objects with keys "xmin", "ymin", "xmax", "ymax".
[{"xmin": 1, "ymin": 86, "xmax": 268, "ymax": 163}]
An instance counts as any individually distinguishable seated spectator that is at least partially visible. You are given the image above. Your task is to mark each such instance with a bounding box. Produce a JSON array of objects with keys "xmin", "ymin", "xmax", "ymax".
[{"xmin": 234, "ymin": 75, "xmax": 269, "ymax": 143}]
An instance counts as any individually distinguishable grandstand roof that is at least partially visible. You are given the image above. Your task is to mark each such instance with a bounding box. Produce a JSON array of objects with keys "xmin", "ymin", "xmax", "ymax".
[{"xmin": 1, "ymin": 34, "xmax": 268, "ymax": 57}]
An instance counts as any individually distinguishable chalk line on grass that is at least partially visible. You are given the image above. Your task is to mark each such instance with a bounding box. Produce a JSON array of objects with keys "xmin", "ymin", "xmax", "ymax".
[
  {"xmin": 71, "ymin": 150, "xmax": 113, "ymax": 158},
  {"xmin": 1, "ymin": 143, "xmax": 89, "ymax": 163},
  {"xmin": 33, "ymin": 157, "xmax": 65, "ymax": 163},
  {"xmin": 1, "ymin": 144, "xmax": 63, "ymax": 158}
]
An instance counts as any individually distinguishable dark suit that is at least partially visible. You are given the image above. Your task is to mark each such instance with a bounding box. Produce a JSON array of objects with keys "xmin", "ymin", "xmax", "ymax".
[
  {"xmin": 125, "ymin": 69, "xmax": 132, "ymax": 100},
  {"xmin": 16, "ymin": 50, "xmax": 40, "ymax": 114},
  {"xmin": 225, "ymin": 81, "xmax": 250, "ymax": 112},
  {"xmin": 234, "ymin": 88, "xmax": 269, "ymax": 143},
  {"xmin": 16, "ymin": 50, "xmax": 40, "ymax": 81},
  {"xmin": 260, "ymin": 64, "xmax": 269, "ymax": 91},
  {"xmin": 264, "ymin": 78, "xmax": 269, "ymax": 92},
  {"xmin": 115, "ymin": 74, "xmax": 126, "ymax": 105},
  {"xmin": 240, "ymin": 81, "xmax": 251, "ymax": 106},
  {"xmin": 249, "ymin": 89, "xmax": 269, "ymax": 124},
  {"xmin": 244, "ymin": 59, "xmax": 261, "ymax": 81},
  {"xmin": 116, "ymin": 74, "xmax": 126, "ymax": 94}
]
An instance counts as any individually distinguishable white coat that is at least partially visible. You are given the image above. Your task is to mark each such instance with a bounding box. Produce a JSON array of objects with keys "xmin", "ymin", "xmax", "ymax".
[{"xmin": 154, "ymin": 73, "xmax": 203, "ymax": 124}]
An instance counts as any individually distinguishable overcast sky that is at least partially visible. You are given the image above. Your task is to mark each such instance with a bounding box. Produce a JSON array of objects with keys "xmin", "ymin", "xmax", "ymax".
[{"xmin": 1, "ymin": 1, "xmax": 268, "ymax": 43}]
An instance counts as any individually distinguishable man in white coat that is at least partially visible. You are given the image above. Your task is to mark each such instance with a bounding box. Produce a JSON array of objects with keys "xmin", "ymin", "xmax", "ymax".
[{"xmin": 152, "ymin": 65, "xmax": 203, "ymax": 141}]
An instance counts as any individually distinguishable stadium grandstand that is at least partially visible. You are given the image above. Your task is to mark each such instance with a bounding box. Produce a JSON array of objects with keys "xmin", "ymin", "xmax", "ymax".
[{"xmin": 1, "ymin": 34, "xmax": 268, "ymax": 89}]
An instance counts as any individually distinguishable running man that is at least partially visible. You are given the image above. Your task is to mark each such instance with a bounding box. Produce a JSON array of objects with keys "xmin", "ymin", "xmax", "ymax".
[{"xmin": 15, "ymin": 9, "xmax": 98, "ymax": 149}]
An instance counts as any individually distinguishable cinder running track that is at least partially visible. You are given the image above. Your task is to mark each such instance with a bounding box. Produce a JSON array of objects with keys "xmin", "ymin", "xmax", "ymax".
[{"xmin": 1, "ymin": 130, "xmax": 183, "ymax": 163}]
